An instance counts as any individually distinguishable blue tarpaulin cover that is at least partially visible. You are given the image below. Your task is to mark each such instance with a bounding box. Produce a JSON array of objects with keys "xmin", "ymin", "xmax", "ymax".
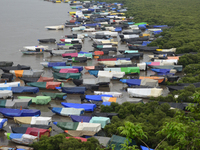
[
  {"xmin": 11, "ymin": 87, "xmax": 39, "ymax": 93},
  {"xmin": 120, "ymin": 79, "xmax": 141, "ymax": 86},
  {"xmin": 50, "ymin": 107, "xmax": 84, "ymax": 116},
  {"xmin": 116, "ymin": 58, "xmax": 130, "ymax": 61},
  {"xmin": 0, "ymin": 118, "xmax": 7, "ymax": 129},
  {"xmin": 61, "ymin": 87, "xmax": 86, "ymax": 94},
  {"xmin": 88, "ymin": 70, "xmax": 99, "ymax": 77},
  {"xmin": 142, "ymin": 41, "xmax": 151, "ymax": 46},
  {"xmin": 140, "ymin": 145, "xmax": 154, "ymax": 150},
  {"xmin": 151, "ymin": 69, "xmax": 173, "ymax": 75},
  {"xmin": 115, "ymin": 27, "xmax": 122, "ymax": 32},
  {"xmin": 138, "ymin": 24, "xmax": 146, "ymax": 29},
  {"xmin": 102, "ymin": 102, "xmax": 111, "ymax": 106},
  {"xmin": 0, "ymin": 108, "xmax": 40, "ymax": 118},
  {"xmin": 9, "ymin": 133, "xmax": 23, "ymax": 140},
  {"xmin": 61, "ymin": 102, "xmax": 96, "ymax": 111},
  {"xmin": 83, "ymin": 23, "xmax": 101, "ymax": 27},
  {"xmin": 85, "ymin": 95, "xmax": 113, "ymax": 101},
  {"xmin": 48, "ymin": 62, "xmax": 66, "ymax": 67},
  {"xmin": 70, "ymin": 115, "xmax": 92, "ymax": 122}
]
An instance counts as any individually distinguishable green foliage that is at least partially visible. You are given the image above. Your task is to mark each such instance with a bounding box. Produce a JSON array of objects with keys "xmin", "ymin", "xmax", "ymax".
[
  {"xmin": 31, "ymin": 134, "xmax": 102, "ymax": 150},
  {"xmin": 103, "ymin": 102, "xmax": 175, "ymax": 148},
  {"xmin": 178, "ymin": 54, "xmax": 200, "ymax": 68}
]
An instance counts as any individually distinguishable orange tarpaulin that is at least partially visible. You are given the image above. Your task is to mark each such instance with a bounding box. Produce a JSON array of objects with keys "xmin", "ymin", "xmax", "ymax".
[
  {"xmin": 84, "ymin": 66, "xmax": 95, "ymax": 70},
  {"xmin": 37, "ymin": 77, "xmax": 54, "ymax": 82},
  {"xmin": 167, "ymin": 56, "xmax": 179, "ymax": 60},
  {"xmin": 139, "ymin": 76, "xmax": 165, "ymax": 84},
  {"xmin": 46, "ymin": 82, "xmax": 62, "ymax": 89},
  {"xmin": 14, "ymin": 70, "xmax": 24, "ymax": 78},
  {"xmin": 108, "ymin": 97, "xmax": 117, "ymax": 102}
]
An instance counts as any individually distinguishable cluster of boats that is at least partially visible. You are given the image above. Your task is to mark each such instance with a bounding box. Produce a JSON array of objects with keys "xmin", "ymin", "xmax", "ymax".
[{"xmin": 0, "ymin": 0, "xmax": 190, "ymax": 149}]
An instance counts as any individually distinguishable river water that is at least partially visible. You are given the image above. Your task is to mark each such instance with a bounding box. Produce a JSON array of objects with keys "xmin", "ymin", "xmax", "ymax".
[{"xmin": 0, "ymin": 0, "xmax": 170, "ymax": 146}]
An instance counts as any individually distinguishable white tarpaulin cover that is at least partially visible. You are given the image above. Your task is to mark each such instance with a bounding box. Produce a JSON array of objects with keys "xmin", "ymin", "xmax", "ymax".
[
  {"xmin": 76, "ymin": 122, "xmax": 101, "ymax": 132},
  {"xmin": 137, "ymin": 63, "xmax": 146, "ymax": 70},
  {"xmin": 99, "ymin": 60, "xmax": 132, "ymax": 66},
  {"xmin": 60, "ymin": 108, "xmax": 85, "ymax": 116},
  {"xmin": 98, "ymin": 71, "xmax": 125, "ymax": 79},
  {"xmin": 0, "ymin": 82, "xmax": 20, "ymax": 87},
  {"xmin": 0, "ymin": 90, "xmax": 12, "ymax": 98},
  {"xmin": 14, "ymin": 116, "xmax": 52, "ymax": 125},
  {"xmin": 94, "ymin": 91, "xmax": 122, "ymax": 97},
  {"xmin": 127, "ymin": 88, "xmax": 163, "ymax": 98},
  {"xmin": 154, "ymin": 59, "xmax": 178, "ymax": 65}
]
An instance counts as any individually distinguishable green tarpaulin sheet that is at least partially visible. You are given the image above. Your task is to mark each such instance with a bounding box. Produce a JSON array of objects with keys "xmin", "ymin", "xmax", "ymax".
[
  {"xmin": 53, "ymin": 72, "xmax": 81, "ymax": 79},
  {"xmin": 121, "ymin": 67, "xmax": 140, "ymax": 74},
  {"xmin": 107, "ymin": 135, "xmax": 136, "ymax": 150},
  {"xmin": 18, "ymin": 96, "xmax": 51, "ymax": 105},
  {"xmin": 134, "ymin": 22, "xmax": 147, "ymax": 25},
  {"xmin": 27, "ymin": 82, "xmax": 47, "ymax": 89},
  {"xmin": 56, "ymin": 122, "xmax": 79, "ymax": 130},
  {"xmin": 42, "ymin": 92, "xmax": 66, "ymax": 99}
]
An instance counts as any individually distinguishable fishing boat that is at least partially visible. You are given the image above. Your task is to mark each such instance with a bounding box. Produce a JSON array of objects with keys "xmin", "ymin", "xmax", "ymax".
[
  {"xmin": 11, "ymin": 126, "xmax": 50, "ymax": 138},
  {"xmin": 49, "ymin": 107, "xmax": 85, "ymax": 116},
  {"xmin": 83, "ymin": 94, "xmax": 113, "ymax": 101},
  {"xmin": 40, "ymin": 61, "xmax": 70, "ymax": 68},
  {"xmin": 23, "ymin": 45, "xmax": 48, "ymax": 51},
  {"xmin": 10, "ymin": 70, "xmax": 44, "ymax": 78},
  {"xmin": 89, "ymin": 70, "xmax": 125, "ymax": 79},
  {"xmin": 156, "ymin": 48, "xmax": 176, "ymax": 52},
  {"xmin": 45, "ymin": 25, "xmax": 64, "ymax": 30},
  {"xmin": 139, "ymin": 76, "xmax": 166, "ymax": 84},
  {"xmin": 60, "ymin": 38, "xmax": 83, "ymax": 44},
  {"xmin": 151, "ymin": 69, "xmax": 177, "ymax": 75},
  {"xmin": 0, "ymin": 90, "xmax": 13, "ymax": 99},
  {"xmin": 52, "ymin": 66, "xmax": 83, "ymax": 72},
  {"xmin": 18, "ymin": 96, "xmax": 51, "ymax": 105},
  {"xmin": 42, "ymin": 92, "xmax": 67, "ymax": 100},
  {"xmin": 53, "ymin": 121, "xmax": 101, "ymax": 132},
  {"xmin": 5, "ymin": 133, "xmax": 38, "ymax": 145},
  {"xmin": 14, "ymin": 116, "xmax": 52, "ymax": 125},
  {"xmin": 48, "ymin": 50, "xmax": 77, "ymax": 56},
  {"xmin": 120, "ymin": 78, "xmax": 158, "ymax": 87},
  {"xmin": 11, "ymin": 86, "xmax": 39, "ymax": 94},
  {"xmin": 53, "ymin": 72, "xmax": 81, "ymax": 80},
  {"xmin": 73, "ymin": 77, "xmax": 110, "ymax": 86},
  {"xmin": 0, "ymin": 108, "xmax": 40, "ymax": 118},
  {"xmin": 61, "ymin": 103, "xmax": 96, "ymax": 111},
  {"xmin": 57, "ymin": 87, "xmax": 86, "ymax": 94},
  {"xmin": 26, "ymin": 82, "xmax": 63, "ymax": 90},
  {"xmin": 149, "ymin": 65, "xmax": 183, "ymax": 72},
  {"xmin": 0, "ymin": 118, "xmax": 7, "ymax": 129},
  {"xmin": 127, "ymin": 88, "xmax": 163, "ymax": 98},
  {"xmin": 0, "ymin": 99, "xmax": 32, "ymax": 109},
  {"xmin": 104, "ymin": 67, "xmax": 140, "ymax": 74},
  {"xmin": 38, "ymin": 38, "xmax": 56, "ymax": 43},
  {"xmin": 0, "ymin": 81, "xmax": 20, "ymax": 87},
  {"xmin": 0, "ymin": 64, "xmax": 30, "ymax": 73},
  {"xmin": 98, "ymin": 60, "xmax": 132, "ymax": 67},
  {"xmin": 53, "ymin": 68, "xmax": 79, "ymax": 73},
  {"xmin": 20, "ymin": 50, "xmax": 44, "ymax": 55},
  {"xmin": 19, "ymin": 76, "xmax": 54, "ymax": 84}
]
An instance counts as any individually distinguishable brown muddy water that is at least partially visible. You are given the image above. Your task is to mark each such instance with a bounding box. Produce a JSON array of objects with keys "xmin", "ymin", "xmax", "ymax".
[{"xmin": 0, "ymin": 0, "xmax": 173, "ymax": 146}]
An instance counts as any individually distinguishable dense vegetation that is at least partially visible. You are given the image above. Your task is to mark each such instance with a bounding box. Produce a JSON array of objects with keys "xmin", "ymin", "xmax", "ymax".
[
  {"xmin": 31, "ymin": 134, "xmax": 102, "ymax": 150},
  {"xmin": 101, "ymin": 102, "xmax": 176, "ymax": 148}
]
